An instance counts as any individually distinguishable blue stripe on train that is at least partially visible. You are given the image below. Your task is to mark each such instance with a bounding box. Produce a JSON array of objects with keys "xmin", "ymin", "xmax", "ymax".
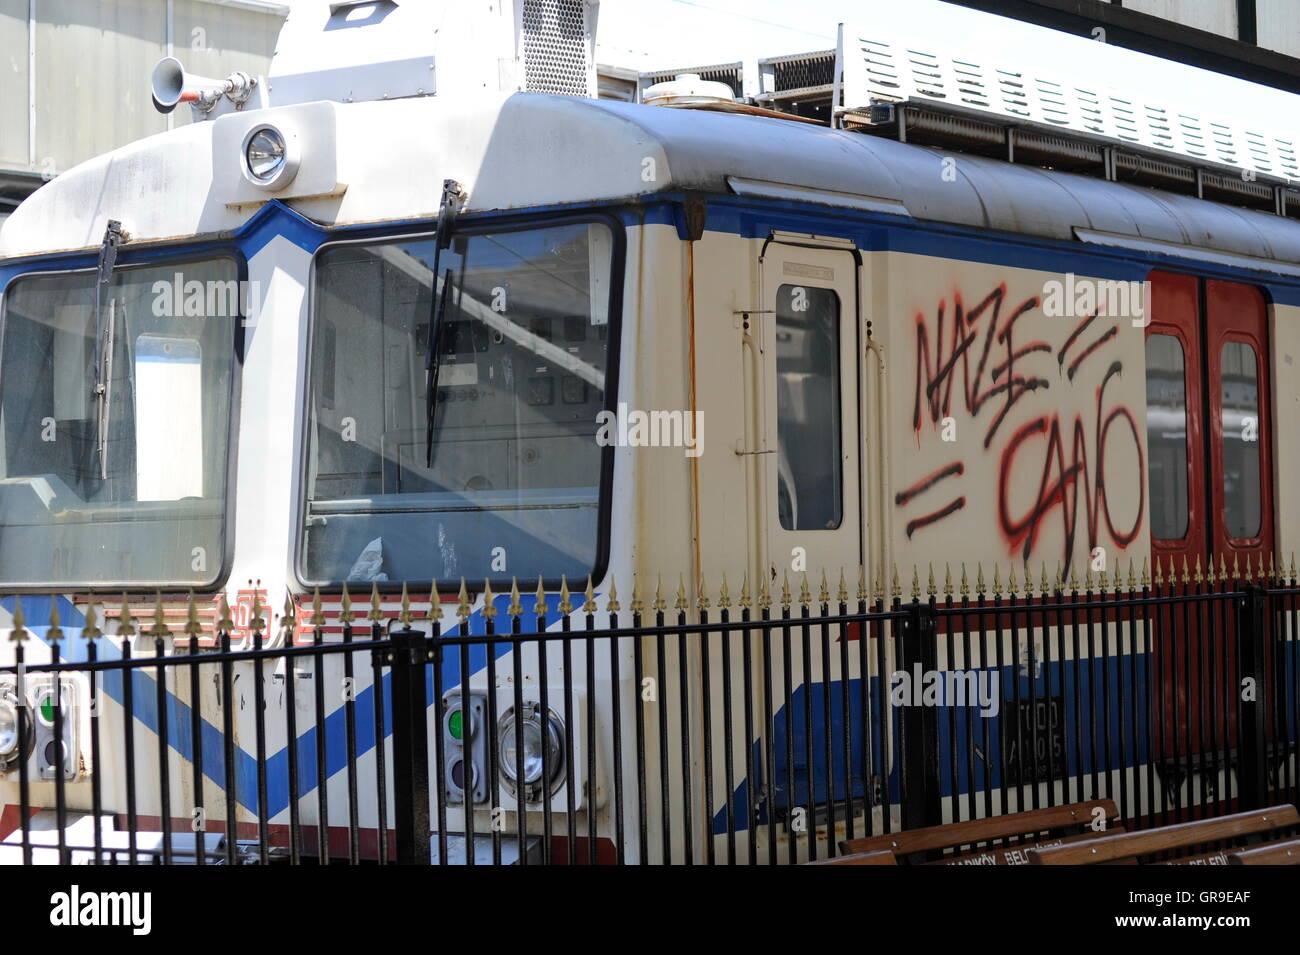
[
  {"xmin": 711, "ymin": 644, "xmax": 1300, "ymax": 836},
  {"xmin": 10, "ymin": 593, "xmax": 559, "ymax": 818}
]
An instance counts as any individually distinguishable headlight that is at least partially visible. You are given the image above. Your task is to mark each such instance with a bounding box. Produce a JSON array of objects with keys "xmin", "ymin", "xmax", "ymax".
[
  {"xmin": 498, "ymin": 703, "xmax": 565, "ymax": 802},
  {"xmin": 240, "ymin": 123, "xmax": 299, "ymax": 190},
  {"xmin": 0, "ymin": 698, "xmax": 17, "ymax": 756}
]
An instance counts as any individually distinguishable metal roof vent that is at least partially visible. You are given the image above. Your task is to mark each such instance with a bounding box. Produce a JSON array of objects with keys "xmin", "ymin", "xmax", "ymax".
[
  {"xmin": 520, "ymin": 0, "xmax": 599, "ymax": 97},
  {"xmin": 643, "ymin": 73, "xmax": 737, "ymax": 107}
]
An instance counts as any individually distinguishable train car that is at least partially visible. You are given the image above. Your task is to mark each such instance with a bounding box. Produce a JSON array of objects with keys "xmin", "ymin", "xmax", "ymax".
[{"xmin": 0, "ymin": 0, "xmax": 1297, "ymax": 863}]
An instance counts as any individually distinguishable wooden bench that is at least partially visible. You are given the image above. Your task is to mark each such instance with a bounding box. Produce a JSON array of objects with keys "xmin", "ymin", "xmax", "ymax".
[
  {"xmin": 1228, "ymin": 837, "xmax": 1300, "ymax": 865},
  {"xmin": 805, "ymin": 849, "xmax": 897, "ymax": 866},
  {"xmin": 836, "ymin": 799, "xmax": 1120, "ymax": 866},
  {"xmin": 1028, "ymin": 805, "xmax": 1300, "ymax": 865}
]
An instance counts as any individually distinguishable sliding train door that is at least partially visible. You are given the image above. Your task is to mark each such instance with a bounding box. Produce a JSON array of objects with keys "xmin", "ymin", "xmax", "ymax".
[
  {"xmin": 749, "ymin": 235, "xmax": 863, "ymax": 858},
  {"xmin": 1144, "ymin": 270, "xmax": 1274, "ymax": 788}
]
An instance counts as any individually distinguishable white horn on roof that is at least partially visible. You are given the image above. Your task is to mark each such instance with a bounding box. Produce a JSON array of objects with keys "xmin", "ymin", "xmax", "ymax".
[{"xmin": 150, "ymin": 56, "xmax": 258, "ymax": 118}]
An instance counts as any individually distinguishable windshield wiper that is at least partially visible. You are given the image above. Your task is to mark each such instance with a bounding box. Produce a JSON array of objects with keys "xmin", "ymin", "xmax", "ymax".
[
  {"xmin": 425, "ymin": 179, "xmax": 465, "ymax": 468},
  {"xmin": 92, "ymin": 220, "xmax": 126, "ymax": 481}
]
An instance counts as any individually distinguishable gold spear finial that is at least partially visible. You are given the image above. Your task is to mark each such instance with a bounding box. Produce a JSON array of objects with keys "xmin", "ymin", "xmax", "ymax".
[
  {"xmin": 555, "ymin": 574, "xmax": 570, "ymax": 615},
  {"xmin": 891, "ymin": 564, "xmax": 902, "ymax": 599},
  {"xmin": 758, "ymin": 574, "xmax": 772, "ymax": 611},
  {"xmin": 1126, "ymin": 558, "xmax": 1137, "ymax": 592},
  {"xmin": 368, "ymin": 582, "xmax": 384, "ymax": 622},
  {"xmin": 1232, "ymin": 553, "xmax": 1240, "ymax": 582},
  {"xmin": 818, "ymin": 569, "xmax": 830, "ymax": 605},
  {"xmin": 858, "ymin": 565, "xmax": 868, "ymax": 602},
  {"xmin": 1141, "ymin": 556, "xmax": 1150, "ymax": 588},
  {"xmin": 150, "ymin": 591, "xmax": 170, "ymax": 639},
  {"xmin": 9, "ymin": 596, "xmax": 27, "ymax": 643},
  {"xmin": 631, "ymin": 574, "xmax": 645, "ymax": 615},
  {"xmin": 1098, "ymin": 563, "xmax": 1109, "ymax": 593},
  {"xmin": 399, "ymin": 582, "xmax": 412, "ymax": 626},
  {"xmin": 508, "ymin": 577, "xmax": 523, "ymax": 617},
  {"xmin": 872, "ymin": 565, "xmax": 884, "ymax": 602},
  {"xmin": 718, "ymin": 574, "xmax": 731, "ymax": 610},
  {"xmin": 1292, "ymin": 553, "xmax": 1297, "ymax": 582},
  {"xmin": 696, "ymin": 574, "xmax": 711, "ymax": 612},
  {"xmin": 428, "ymin": 580, "xmax": 442, "ymax": 626},
  {"xmin": 605, "ymin": 576, "xmax": 621, "ymax": 614},
  {"xmin": 799, "ymin": 572, "xmax": 811, "ymax": 607},
  {"xmin": 338, "ymin": 582, "xmax": 354, "ymax": 624},
  {"xmin": 911, "ymin": 565, "xmax": 921, "ymax": 601},
  {"xmin": 675, "ymin": 574, "xmax": 688, "ymax": 612},
  {"xmin": 654, "ymin": 575, "xmax": 667, "ymax": 613},
  {"xmin": 83, "ymin": 597, "xmax": 102, "ymax": 641},
  {"xmin": 992, "ymin": 564, "xmax": 1002, "ymax": 597},
  {"xmin": 184, "ymin": 592, "xmax": 202, "ymax": 642},
  {"xmin": 310, "ymin": 587, "xmax": 326, "ymax": 628},
  {"xmin": 927, "ymin": 563, "xmax": 937, "ymax": 598},
  {"xmin": 959, "ymin": 563, "xmax": 970, "ymax": 598},
  {"xmin": 976, "ymin": 563, "xmax": 986, "ymax": 596},
  {"xmin": 739, "ymin": 572, "xmax": 752, "ymax": 609},
  {"xmin": 944, "ymin": 563, "xmax": 954, "ymax": 598},
  {"xmin": 482, "ymin": 578, "xmax": 497, "ymax": 620},
  {"xmin": 46, "ymin": 598, "xmax": 64, "ymax": 644},
  {"xmin": 539, "ymin": 575, "xmax": 553, "ymax": 616},
  {"xmin": 457, "ymin": 578, "xmax": 471, "ymax": 621},
  {"xmin": 1083, "ymin": 564, "xmax": 1094, "ymax": 592},
  {"xmin": 1039, "ymin": 562, "xmax": 1049, "ymax": 597},
  {"xmin": 584, "ymin": 575, "xmax": 598, "ymax": 613},
  {"xmin": 117, "ymin": 594, "xmax": 136, "ymax": 637},
  {"xmin": 280, "ymin": 592, "xmax": 296, "ymax": 640},
  {"xmin": 837, "ymin": 568, "xmax": 848, "ymax": 604},
  {"xmin": 1194, "ymin": 554, "xmax": 1204, "ymax": 585},
  {"xmin": 1180, "ymin": 554, "xmax": 1191, "ymax": 586},
  {"xmin": 245, "ymin": 590, "xmax": 263, "ymax": 636},
  {"xmin": 1008, "ymin": 563, "xmax": 1019, "ymax": 596},
  {"xmin": 780, "ymin": 571, "xmax": 792, "ymax": 609}
]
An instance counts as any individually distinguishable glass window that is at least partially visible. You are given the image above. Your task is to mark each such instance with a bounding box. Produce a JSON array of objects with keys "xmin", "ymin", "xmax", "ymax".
[
  {"xmin": 1220, "ymin": 341, "xmax": 1261, "ymax": 539},
  {"xmin": 775, "ymin": 283, "xmax": 842, "ymax": 531},
  {"xmin": 302, "ymin": 221, "xmax": 615, "ymax": 585},
  {"xmin": 0, "ymin": 259, "xmax": 238, "ymax": 586},
  {"xmin": 1144, "ymin": 333, "xmax": 1189, "ymax": 541}
]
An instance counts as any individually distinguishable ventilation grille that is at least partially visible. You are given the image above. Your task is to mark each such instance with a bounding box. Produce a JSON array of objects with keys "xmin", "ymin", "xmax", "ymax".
[
  {"xmin": 838, "ymin": 28, "xmax": 1300, "ymax": 181},
  {"xmin": 763, "ymin": 50, "xmax": 835, "ymax": 94},
  {"xmin": 522, "ymin": 0, "xmax": 594, "ymax": 97}
]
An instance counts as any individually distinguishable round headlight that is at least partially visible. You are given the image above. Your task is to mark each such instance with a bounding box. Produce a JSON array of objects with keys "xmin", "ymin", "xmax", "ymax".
[
  {"xmin": 498, "ymin": 703, "xmax": 565, "ymax": 801},
  {"xmin": 240, "ymin": 124, "xmax": 299, "ymax": 190},
  {"xmin": 0, "ymin": 699, "xmax": 17, "ymax": 757}
]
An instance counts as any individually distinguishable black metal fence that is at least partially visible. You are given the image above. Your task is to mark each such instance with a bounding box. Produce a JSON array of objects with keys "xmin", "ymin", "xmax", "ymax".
[{"xmin": 1, "ymin": 560, "xmax": 1297, "ymax": 864}]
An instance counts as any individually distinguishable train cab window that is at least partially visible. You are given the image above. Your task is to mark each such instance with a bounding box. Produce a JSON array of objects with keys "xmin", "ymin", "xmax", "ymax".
[
  {"xmin": 0, "ymin": 258, "xmax": 238, "ymax": 587},
  {"xmin": 1144, "ymin": 333, "xmax": 1189, "ymax": 541},
  {"xmin": 302, "ymin": 221, "xmax": 616, "ymax": 585},
  {"xmin": 775, "ymin": 284, "xmax": 842, "ymax": 531},
  {"xmin": 1220, "ymin": 341, "xmax": 1261, "ymax": 539}
]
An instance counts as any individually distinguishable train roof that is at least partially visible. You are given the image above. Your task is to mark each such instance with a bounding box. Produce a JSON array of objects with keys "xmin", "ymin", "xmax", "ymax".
[{"xmin": 4, "ymin": 91, "xmax": 1300, "ymax": 275}]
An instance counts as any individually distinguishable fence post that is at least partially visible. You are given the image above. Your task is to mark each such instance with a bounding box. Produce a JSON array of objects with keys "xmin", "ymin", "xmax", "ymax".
[
  {"xmin": 389, "ymin": 623, "xmax": 433, "ymax": 864},
  {"xmin": 1235, "ymin": 583, "xmax": 1268, "ymax": 811},
  {"xmin": 899, "ymin": 599, "xmax": 943, "ymax": 830}
]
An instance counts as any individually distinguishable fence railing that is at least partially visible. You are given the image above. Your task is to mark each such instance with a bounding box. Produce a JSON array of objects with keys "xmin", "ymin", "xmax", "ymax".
[{"xmin": 1, "ymin": 559, "xmax": 1297, "ymax": 864}]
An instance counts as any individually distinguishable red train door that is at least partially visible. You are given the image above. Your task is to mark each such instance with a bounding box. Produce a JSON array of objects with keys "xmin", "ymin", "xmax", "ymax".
[
  {"xmin": 1144, "ymin": 272, "xmax": 1273, "ymax": 782},
  {"xmin": 1145, "ymin": 272, "xmax": 1272, "ymax": 575}
]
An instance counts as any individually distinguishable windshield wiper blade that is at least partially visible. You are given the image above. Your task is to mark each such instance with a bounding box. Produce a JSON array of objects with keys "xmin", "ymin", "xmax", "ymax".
[
  {"xmin": 93, "ymin": 220, "xmax": 126, "ymax": 481},
  {"xmin": 424, "ymin": 179, "xmax": 465, "ymax": 468}
]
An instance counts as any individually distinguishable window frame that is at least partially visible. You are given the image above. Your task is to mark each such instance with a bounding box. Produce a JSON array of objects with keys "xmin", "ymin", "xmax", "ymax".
[
  {"xmin": 295, "ymin": 211, "xmax": 626, "ymax": 593},
  {"xmin": 0, "ymin": 249, "xmax": 246, "ymax": 592}
]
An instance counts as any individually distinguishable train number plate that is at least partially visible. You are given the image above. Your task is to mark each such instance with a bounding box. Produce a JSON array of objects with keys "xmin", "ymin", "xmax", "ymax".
[{"xmin": 1002, "ymin": 694, "xmax": 1067, "ymax": 785}]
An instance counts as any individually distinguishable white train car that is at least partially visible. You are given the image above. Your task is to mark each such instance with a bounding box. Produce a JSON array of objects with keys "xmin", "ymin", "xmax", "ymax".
[{"xmin": 1, "ymin": 0, "xmax": 1297, "ymax": 863}]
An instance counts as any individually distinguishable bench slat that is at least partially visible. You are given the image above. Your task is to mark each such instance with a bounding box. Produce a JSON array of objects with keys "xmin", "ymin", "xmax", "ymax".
[
  {"xmin": 1228, "ymin": 838, "xmax": 1300, "ymax": 866},
  {"xmin": 1029, "ymin": 805, "xmax": 1299, "ymax": 865},
  {"xmin": 927, "ymin": 826, "xmax": 1127, "ymax": 866},
  {"xmin": 840, "ymin": 799, "xmax": 1118, "ymax": 858}
]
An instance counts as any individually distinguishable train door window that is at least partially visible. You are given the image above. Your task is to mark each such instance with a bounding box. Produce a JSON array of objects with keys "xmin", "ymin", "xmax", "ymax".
[
  {"xmin": 775, "ymin": 283, "xmax": 842, "ymax": 531},
  {"xmin": 1144, "ymin": 333, "xmax": 1189, "ymax": 541},
  {"xmin": 1218, "ymin": 341, "xmax": 1261, "ymax": 539}
]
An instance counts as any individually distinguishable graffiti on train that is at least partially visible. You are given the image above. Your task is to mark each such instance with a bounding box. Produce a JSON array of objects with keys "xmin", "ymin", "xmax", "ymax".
[{"xmin": 905, "ymin": 282, "xmax": 1144, "ymax": 567}]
